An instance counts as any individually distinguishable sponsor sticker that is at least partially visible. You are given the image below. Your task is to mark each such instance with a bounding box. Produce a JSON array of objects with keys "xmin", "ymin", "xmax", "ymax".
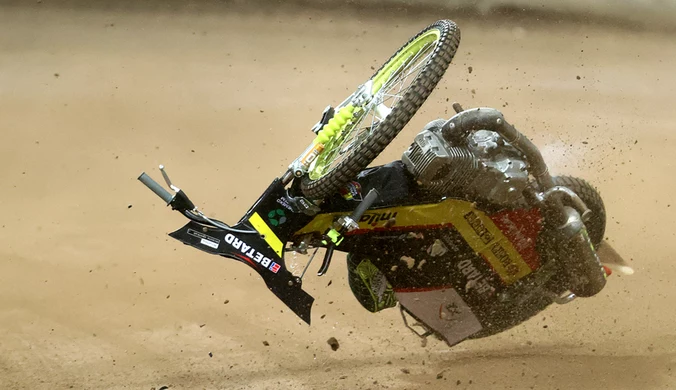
[
  {"xmin": 276, "ymin": 197, "xmax": 294, "ymax": 211},
  {"xmin": 187, "ymin": 229, "xmax": 220, "ymax": 249},
  {"xmin": 224, "ymin": 233, "xmax": 280, "ymax": 274},
  {"xmin": 200, "ymin": 238, "xmax": 219, "ymax": 249},
  {"xmin": 339, "ymin": 181, "xmax": 362, "ymax": 201},
  {"xmin": 456, "ymin": 259, "xmax": 495, "ymax": 297},
  {"xmin": 267, "ymin": 209, "xmax": 287, "ymax": 226}
]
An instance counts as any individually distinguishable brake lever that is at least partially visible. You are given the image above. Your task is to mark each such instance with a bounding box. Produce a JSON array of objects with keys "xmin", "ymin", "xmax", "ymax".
[
  {"xmin": 156, "ymin": 165, "xmax": 196, "ymax": 211},
  {"xmin": 317, "ymin": 244, "xmax": 335, "ymax": 276}
]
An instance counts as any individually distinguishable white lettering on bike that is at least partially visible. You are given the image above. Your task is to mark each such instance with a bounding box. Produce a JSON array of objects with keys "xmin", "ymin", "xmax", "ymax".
[
  {"xmin": 276, "ymin": 197, "xmax": 294, "ymax": 211},
  {"xmin": 224, "ymin": 233, "xmax": 280, "ymax": 273},
  {"xmin": 457, "ymin": 259, "xmax": 495, "ymax": 296},
  {"xmin": 232, "ymin": 238, "xmax": 242, "ymax": 250}
]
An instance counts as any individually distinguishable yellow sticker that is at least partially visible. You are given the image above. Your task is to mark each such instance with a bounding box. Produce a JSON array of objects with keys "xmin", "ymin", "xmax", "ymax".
[
  {"xmin": 449, "ymin": 205, "xmax": 532, "ymax": 284},
  {"xmin": 294, "ymin": 198, "xmax": 532, "ymax": 284},
  {"xmin": 248, "ymin": 212, "xmax": 284, "ymax": 258}
]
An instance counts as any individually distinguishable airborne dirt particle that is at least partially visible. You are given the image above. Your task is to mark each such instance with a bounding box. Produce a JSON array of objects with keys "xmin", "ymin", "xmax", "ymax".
[
  {"xmin": 467, "ymin": 66, "xmax": 473, "ymax": 74},
  {"xmin": 401, "ymin": 368, "xmax": 410, "ymax": 374},
  {"xmin": 327, "ymin": 337, "xmax": 339, "ymax": 351},
  {"xmin": 262, "ymin": 340, "xmax": 269, "ymax": 346},
  {"xmin": 400, "ymin": 256, "xmax": 415, "ymax": 269}
]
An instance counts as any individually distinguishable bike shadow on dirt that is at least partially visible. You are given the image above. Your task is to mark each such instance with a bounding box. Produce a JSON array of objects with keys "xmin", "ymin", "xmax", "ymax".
[{"xmin": 420, "ymin": 341, "xmax": 675, "ymax": 390}]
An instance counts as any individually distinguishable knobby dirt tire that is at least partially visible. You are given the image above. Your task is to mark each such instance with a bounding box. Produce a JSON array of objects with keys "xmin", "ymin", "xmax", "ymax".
[
  {"xmin": 553, "ymin": 175, "xmax": 607, "ymax": 246},
  {"xmin": 301, "ymin": 20, "xmax": 461, "ymax": 199}
]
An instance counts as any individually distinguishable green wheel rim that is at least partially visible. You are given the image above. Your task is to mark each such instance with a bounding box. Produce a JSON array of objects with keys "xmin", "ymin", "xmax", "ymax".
[{"xmin": 308, "ymin": 29, "xmax": 441, "ymax": 181}]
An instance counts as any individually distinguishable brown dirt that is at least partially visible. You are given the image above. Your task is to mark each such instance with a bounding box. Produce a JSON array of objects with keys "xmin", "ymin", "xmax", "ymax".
[{"xmin": 1, "ymin": 4, "xmax": 675, "ymax": 389}]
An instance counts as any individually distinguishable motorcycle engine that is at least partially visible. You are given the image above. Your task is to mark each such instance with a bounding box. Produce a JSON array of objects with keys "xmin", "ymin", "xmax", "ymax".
[{"xmin": 402, "ymin": 119, "xmax": 530, "ymax": 206}]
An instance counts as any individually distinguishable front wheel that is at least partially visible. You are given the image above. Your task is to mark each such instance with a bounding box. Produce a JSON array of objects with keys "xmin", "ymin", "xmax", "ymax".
[{"xmin": 301, "ymin": 20, "xmax": 461, "ymax": 199}]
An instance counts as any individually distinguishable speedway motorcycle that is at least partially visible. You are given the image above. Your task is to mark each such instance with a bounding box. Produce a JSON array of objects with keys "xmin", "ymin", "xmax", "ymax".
[{"xmin": 138, "ymin": 20, "xmax": 628, "ymax": 346}]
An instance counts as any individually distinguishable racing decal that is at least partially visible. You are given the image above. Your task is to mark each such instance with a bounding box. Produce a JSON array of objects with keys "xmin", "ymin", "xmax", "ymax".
[
  {"xmin": 187, "ymin": 229, "xmax": 220, "ymax": 250},
  {"xmin": 267, "ymin": 208, "xmax": 287, "ymax": 226},
  {"xmin": 359, "ymin": 211, "xmax": 398, "ymax": 227},
  {"xmin": 355, "ymin": 259, "xmax": 397, "ymax": 311},
  {"xmin": 293, "ymin": 198, "xmax": 475, "ymax": 233},
  {"xmin": 455, "ymin": 209, "xmax": 532, "ymax": 284},
  {"xmin": 456, "ymin": 259, "xmax": 495, "ymax": 297},
  {"xmin": 224, "ymin": 233, "xmax": 281, "ymax": 273},
  {"xmin": 489, "ymin": 209, "xmax": 542, "ymax": 269},
  {"xmin": 248, "ymin": 212, "xmax": 284, "ymax": 257},
  {"xmin": 395, "ymin": 288, "xmax": 482, "ymax": 346},
  {"xmin": 276, "ymin": 197, "xmax": 294, "ymax": 212},
  {"xmin": 339, "ymin": 181, "xmax": 362, "ymax": 201},
  {"xmin": 295, "ymin": 199, "xmax": 534, "ymax": 284}
]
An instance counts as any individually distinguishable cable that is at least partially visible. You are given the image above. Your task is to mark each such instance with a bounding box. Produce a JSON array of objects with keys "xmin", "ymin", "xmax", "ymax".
[{"xmin": 180, "ymin": 210, "xmax": 258, "ymax": 234}]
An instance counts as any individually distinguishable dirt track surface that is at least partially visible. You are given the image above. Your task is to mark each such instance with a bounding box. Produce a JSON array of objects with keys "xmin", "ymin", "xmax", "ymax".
[{"xmin": 1, "ymin": 4, "xmax": 675, "ymax": 389}]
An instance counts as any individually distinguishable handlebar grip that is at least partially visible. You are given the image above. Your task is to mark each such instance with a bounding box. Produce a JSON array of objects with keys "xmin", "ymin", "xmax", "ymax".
[
  {"xmin": 138, "ymin": 172, "xmax": 174, "ymax": 204},
  {"xmin": 350, "ymin": 188, "xmax": 379, "ymax": 222}
]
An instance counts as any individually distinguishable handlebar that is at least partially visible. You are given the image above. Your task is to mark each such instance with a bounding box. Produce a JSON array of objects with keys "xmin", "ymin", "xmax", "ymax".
[
  {"xmin": 350, "ymin": 188, "xmax": 380, "ymax": 223},
  {"xmin": 317, "ymin": 188, "xmax": 380, "ymax": 277},
  {"xmin": 138, "ymin": 172, "xmax": 174, "ymax": 204}
]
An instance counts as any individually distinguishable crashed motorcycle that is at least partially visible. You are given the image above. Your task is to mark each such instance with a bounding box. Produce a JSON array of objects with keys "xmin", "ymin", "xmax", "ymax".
[{"xmin": 138, "ymin": 19, "xmax": 627, "ymax": 346}]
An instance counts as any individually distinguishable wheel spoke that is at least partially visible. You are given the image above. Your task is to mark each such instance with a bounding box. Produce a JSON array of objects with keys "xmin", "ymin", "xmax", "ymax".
[
  {"xmin": 381, "ymin": 42, "xmax": 433, "ymax": 93},
  {"xmin": 309, "ymin": 32, "xmax": 441, "ymax": 181}
]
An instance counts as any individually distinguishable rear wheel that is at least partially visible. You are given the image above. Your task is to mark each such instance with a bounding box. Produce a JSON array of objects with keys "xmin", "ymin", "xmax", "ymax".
[
  {"xmin": 553, "ymin": 175, "xmax": 606, "ymax": 246},
  {"xmin": 301, "ymin": 20, "xmax": 461, "ymax": 199},
  {"xmin": 474, "ymin": 177, "xmax": 607, "ymax": 337},
  {"xmin": 551, "ymin": 176, "xmax": 607, "ymax": 297}
]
